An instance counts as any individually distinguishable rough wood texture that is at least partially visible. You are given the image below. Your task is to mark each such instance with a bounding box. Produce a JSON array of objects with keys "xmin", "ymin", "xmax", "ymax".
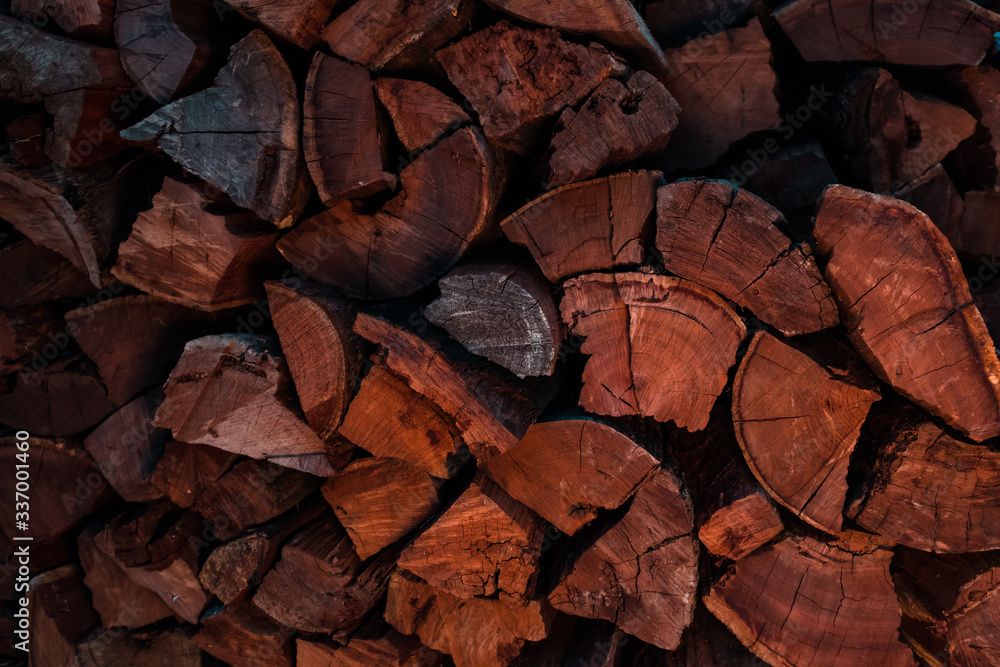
[
  {"xmin": 11, "ymin": 0, "xmax": 115, "ymax": 37},
  {"xmin": 949, "ymin": 66, "xmax": 1000, "ymax": 187},
  {"xmin": 194, "ymin": 601, "xmax": 293, "ymax": 667},
  {"xmin": 437, "ymin": 21, "xmax": 623, "ymax": 154},
  {"xmin": 384, "ymin": 569, "xmax": 556, "ymax": 667},
  {"xmin": 774, "ymin": 0, "xmax": 1000, "ymax": 66},
  {"xmin": 814, "ymin": 184, "xmax": 1000, "ymax": 442},
  {"xmin": 278, "ymin": 126, "xmax": 501, "ymax": 300},
  {"xmin": 502, "ymin": 171, "xmax": 660, "ymax": 282},
  {"xmin": 220, "ymin": 0, "xmax": 339, "ymax": 49},
  {"xmin": 77, "ymin": 627, "xmax": 204, "ymax": 667},
  {"xmin": 705, "ymin": 531, "xmax": 916, "ymax": 667},
  {"xmin": 153, "ymin": 334, "xmax": 337, "ymax": 475},
  {"xmin": 0, "ymin": 304, "xmax": 62, "ymax": 379},
  {"xmin": 303, "ymin": 53, "xmax": 394, "ymax": 206},
  {"xmin": 121, "ymin": 30, "xmax": 309, "ymax": 227},
  {"xmin": 150, "ymin": 439, "xmax": 237, "ymax": 508},
  {"xmin": 374, "ymin": 78, "xmax": 471, "ymax": 152},
  {"xmin": 297, "ymin": 620, "xmax": 448, "ymax": 666},
  {"xmin": 0, "ymin": 240, "xmax": 92, "ymax": 309},
  {"xmin": 656, "ymin": 179, "xmax": 839, "ymax": 336},
  {"xmin": 733, "ymin": 332, "xmax": 880, "ymax": 533},
  {"xmin": 895, "ymin": 164, "xmax": 966, "ymax": 238},
  {"xmin": 549, "ymin": 466, "xmax": 698, "ymax": 650},
  {"xmin": 560, "ymin": 272, "xmax": 745, "ymax": 430},
  {"xmin": 28, "ymin": 566, "xmax": 99, "ymax": 667},
  {"xmin": 544, "ymin": 71, "xmax": 680, "ymax": 188},
  {"xmin": 941, "ymin": 189, "xmax": 1000, "ymax": 258},
  {"xmin": 425, "ymin": 260, "xmax": 563, "ymax": 378}
]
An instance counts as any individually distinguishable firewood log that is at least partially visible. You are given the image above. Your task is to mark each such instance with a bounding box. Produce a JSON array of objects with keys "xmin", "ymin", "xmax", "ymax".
[
  {"xmin": 0, "ymin": 240, "xmax": 92, "ymax": 309},
  {"xmin": 814, "ymin": 185, "xmax": 1000, "ymax": 441},
  {"xmin": 949, "ymin": 66, "xmax": 1000, "ymax": 187},
  {"xmin": 560, "ymin": 272, "xmax": 745, "ymax": 430},
  {"xmin": 297, "ymin": 619, "xmax": 448, "ymax": 666},
  {"xmin": 121, "ymin": 30, "xmax": 310, "ymax": 227},
  {"xmin": 218, "ymin": 0, "xmax": 340, "ymax": 49},
  {"xmin": 374, "ymin": 78, "xmax": 471, "ymax": 152},
  {"xmin": 0, "ymin": 304, "xmax": 62, "ymax": 379},
  {"xmin": 666, "ymin": 605, "xmax": 771, "ymax": 667},
  {"xmin": 437, "ymin": 21, "xmax": 625, "ymax": 154},
  {"xmin": 193, "ymin": 601, "xmax": 294, "ymax": 667},
  {"xmin": 943, "ymin": 190, "xmax": 1000, "ymax": 259},
  {"xmin": 77, "ymin": 627, "xmax": 205, "ymax": 666},
  {"xmin": 895, "ymin": 164, "xmax": 966, "ymax": 238},
  {"xmin": 28, "ymin": 565, "xmax": 99, "ymax": 667},
  {"xmin": 501, "ymin": 171, "xmax": 661, "ymax": 282},
  {"xmin": 11, "ymin": 0, "xmax": 115, "ymax": 37},
  {"xmin": 643, "ymin": 0, "xmax": 752, "ymax": 47},
  {"xmin": 151, "ymin": 440, "xmax": 237, "ymax": 509}
]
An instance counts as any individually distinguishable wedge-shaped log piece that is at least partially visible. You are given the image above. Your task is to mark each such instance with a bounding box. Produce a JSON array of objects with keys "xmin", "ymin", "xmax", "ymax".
[
  {"xmin": 121, "ymin": 30, "xmax": 308, "ymax": 227},
  {"xmin": 297, "ymin": 620, "xmax": 448, "ymax": 666},
  {"xmin": 437, "ymin": 21, "xmax": 623, "ymax": 154},
  {"xmin": 774, "ymin": 0, "xmax": 1000, "ymax": 66},
  {"xmin": 150, "ymin": 440, "xmax": 237, "ymax": 509},
  {"xmin": 657, "ymin": 179, "xmax": 838, "ymax": 335},
  {"xmin": 12, "ymin": 0, "xmax": 114, "ymax": 37},
  {"xmin": 385, "ymin": 569, "xmax": 556, "ymax": 667},
  {"xmin": 278, "ymin": 126, "xmax": 501, "ymax": 300},
  {"xmin": 374, "ymin": 78, "xmax": 470, "ymax": 152},
  {"xmin": 502, "ymin": 171, "xmax": 660, "ymax": 282},
  {"xmin": 194, "ymin": 601, "xmax": 294, "ymax": 667},
  {"xmin": 0, "ymin": 240, "xmax": 92, "ymax": 309},
  {"xmin": 733, "ymin": 332, "xmax": 880, "ymax": 533},
  {"xmin": 153, "ymin": 334, "xmax": 336, "ymax": 475},
  {"xmin": 28, "ymin": 566, "xmax": 99, "ymax": 667},
  {"xmin": 560, "ymin": 272, "xmax": 745, "ymax": 430},
  {"xmin": 219, "ymin": 0, "xmax": 340, "ymax": 49},
  {"xmin": 549, "ymin": 466, "xmax": 698, "ymax": 650},
  {"xmin": 814, "ymin": 185, "xmax": 1000, "ymax": 441},
  {"xmin": 705, "ymin": 531, "xmax": 916, "ymax": 667}
]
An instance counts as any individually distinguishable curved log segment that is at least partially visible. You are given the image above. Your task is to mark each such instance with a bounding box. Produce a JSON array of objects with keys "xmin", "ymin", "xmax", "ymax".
[
  {"xmin": 374, "ymin": 78, "xmax": 470, "ymax": 152},
  {"xmin": 217, "ymin": 0, "xmax": 339, "ymax": 49}
]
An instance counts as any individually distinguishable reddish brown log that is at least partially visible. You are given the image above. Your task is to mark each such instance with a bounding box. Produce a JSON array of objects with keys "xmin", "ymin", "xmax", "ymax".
[
  {"xmin": 949, "ymin": 66, "xmax": 1000, "ymax": 187},
  {"xmin": 193, "ymin": 601, "xmax": 293, "ymax": 667},
  {"xmin": 814, "ymin": 185, "xmax": 1000, "ymax": 441},
  {"xmin": 0, "ymin": 240, "xmax": 92, "ymax": 309},
  {"xmin": 666, "ymin": 605, "xmax": 768, "ymax": 667},
  {"xmin": 437, "ymin": 21, "xmax": 624, "ymax": 154},
  {"xmin": 941, "ymin": 190, "xmax": 1000, "ymax": 259},
  {"xmin": 77, "ymin": 627, "xmax": 204, "ymax": 666},
  {"xmin": 28, "ymin": 566, "xmax": 99, "ymax": 667},
  {"xmin": 374, "ymin": 78, "xmax": 471, "ymax": 153},
  {"xmin": 733, "ymin": 332, "xmax": 880, "ymax": 533},
  {"xmin": 297, "ymin": 620, "xmax": 447, "ymax": 666},
  {"xmin": 11, "ymin": 0, "xmax": 115, "ymax": 37},
  {"xmin": 150, "ymin": 440, "xmax": 237, "ymax": 509},
  {"xmin": 643, "ymin": 0, "xmax": 752, "ymax": 46},
  {"xmin": 895, "ymin": 164, "xmax": 966, "ymax": 237},
  {"xmin": 303, "ymin": 53, "xmax": 394, "ymax": 206},
  {"xmin": 0, "ymin": 304, "xmax": 62, "ymax": 379},
  {"xmin": 219, "ymin": 0, "xmax": 339, "ymax": 49},
  {"xmin": 501, "ymin": 171, "xmax": 660, "ymax": 282},
  {"xmin": 560, "ymin": 272, "xmax": 745, "ymax": 430},
  {"xmin": 121, "ymin": 31, "xmax": 309, "ymax": 227}
]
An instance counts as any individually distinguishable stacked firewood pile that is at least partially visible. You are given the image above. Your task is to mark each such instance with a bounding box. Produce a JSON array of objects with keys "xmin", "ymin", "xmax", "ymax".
[{"xmin": 4, "ymin": 0, "xmax": 1000, "ymax": 664}]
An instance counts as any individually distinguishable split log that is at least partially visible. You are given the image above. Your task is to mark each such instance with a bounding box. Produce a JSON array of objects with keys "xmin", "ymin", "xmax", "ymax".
[
  {"xmin": 732, "ymin": 332, "xmax": 881, "ymax": 533},
  {"xmin": 77, "ymin": 627, "xmax": 204, "ymax": 667},
  {"xmin": 278, "ymin": 126, "xmax": 502, "ymax": 300},
  {"xmin": 774, "ymin": 0, "xmax": 1000, "ymax": 66},
  {"xmin": 437, "ymin": 21, "xmax": 624, "ymax": 154},
  {"xmin": 949, "ymin": 66, "xmax": 1000, "ymax": 187},
  {"xmin": 425, "ymin": 260, "xmax": 563, "ymax": 378},
  {"xmin": 661, "ymin": 19, "xmax": 779, "ymax": 171},
  {"xmin": 397, "ymin": 473, "xmax": 546, "ymax": 605},
  {"xmin": 28, "ymin": 566, "xmax": 99, "ymax": 667},
  {"xmin": 303, "ymin": 53, "xmax": 394, "ymax": 206},
  {"xmin": 941, "ymin": 189, "xmax": 1000, "ymax": 259},
  {"xmin": 374, "ymin": 78, "xmax": 471, "ymax": 152},
  {"xmin": 481, "ymin": 414, "xmax": 660, "ymax": 535},
  {"xmin": 560, "ymin": 272, "xmax": 745, "ymax": 430},
  {"xmin": 121, "ymin": 30, "xmax": 309, "ymax": 227},
  {"xmin": 218, "ymin": 0, "xmax": 340, "ymax": 49},
  {"xmin": 252, "ymin": 517, "xmax": 395, "ymax": 635},
  {"xmin": 115, "ymin": 0, "xmax": 220, "ymax": 104},
  {"xmin": 705, "ymin": 531, "xmax": 916, "ymax": 666},
  {"xmin": 322, "ymin": 456, "xmax": 443, "ymax": 560},
  {"xmin": 321, "ymin": 0, "xmax": 473, "ymax": 72},
  {"xmin": 297, "ymin": 620, "xmax": 447, "ymax": 666},
  {"xmin": 543, "ymin": 71, "xmax": 680, "ymax": 189},
  {"xmin": 384, "ymin": 569, "xmax": 556, "ymax": 667},
  {"xmin": 153, "ymin": 334, "xmax": 340, "ymax": 475},
  {"xmin": 11, "ymin": 0, "xmax": 115, "ymax": 37},
  {"xmin": 0, "ymin": 304, "xmax": 63, "ymax": 378},
  {"xmin": 83, "ymin": 390, "xmax": 169, "ymax": 503},
  {"xmin": 666, "ymin": 605, "xmax": 767, "ymax": 667},
  {"xmin": 0, "ymin": 240, "xmax": 92, "ymax": 309},
  {"xmin": 501, "ymin": 170, "xmax": 660, "ymax": 282},
  {"xmin": 656, "ymin": 179, "xmax": 839, "ymax": 335},
  {"xmin": 150, "ymin": 440, "xmax": 237, "ymax": 509},
  {"xmin": 112, "ymin": 178, "xmax": 283, "ymax": 311},
  {"xmin": 193, "ymin": 601, "xmax": 293, "ymax": 667},
  {"xmin": 814, "ymin": 185, "xmax": 1000, "ymax": 441},
  {"xmin": 549, "ymin": 466, "xmax": 697, "ymax": 650},
  {"xmin": 265, "ymin": 279, "xmax": 364, "ymax": 439},
  {"xmin": 895, "ymin": 164, "xmax": 966, "ymax": 239}
]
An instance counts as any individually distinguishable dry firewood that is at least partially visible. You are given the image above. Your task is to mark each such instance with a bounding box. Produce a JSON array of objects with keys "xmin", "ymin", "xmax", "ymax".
[
  {"xmin": 942, "ymin": 189, "xmax": 1000, "ymax": 259},
  {"xmin": 321, "ymin": 0, "xmax": 473, "ymax": 72},
  {"xmin": 501, "ymin": 171, "xmax": 660, "ymax": 282},
  {"xmin": 65, "ymin": 295, "xmax": 216, "ymax": 407},
  {"xmin": 115, "ymin": 0, "xmax": 220, "ymax": 104},
  {"xmin": 218, "ymin": 0, "xmax": 339, "ymax": 49},
  {"xmin": 0, "ymin": 304, "xmax": 63, "ymax": 378},
  {"xmin": 265, "ymin": 279, "xmax": 364, "ymax": 439},
  {"xmin": 481, "ymin": 414, "xmax": 660, "ymax": 535},
  {"xmin": 303, "ymin": 53, "xmax": 395, "ymax": 206},
  {"xmin": 11, "ymin": 0, "xmax": 114, "ymax": 37},
  {"xmin": 322, "ymin": 456, "xmax": 443, "ymax": 560},
  {"xmin": 774, "ymin": 0, "xmax": 1000, "ymax": 66},
  {"xmin": 77, "ymin": 627, "xmax": 205, "ymax": 667},
  {"xmin": 278, "ymin": 126, "xmax": 502, "ymax": 300},
  {"xmin": 814, "ymin": 185, "xmax": 1000, "ymax": 441},
  {"xmin": 76, "ymin": 522, "xmax": 174, "ymax": 629},
  {"xmin": 398, "ymin": 473, "xmax": 546, "ymax": 605},
  {"xmin": 894, "ymin": 164, "xmax": 966, "ymax": 238},
  {"xmin": 353, "ymin": 304, "xmax": 556, "ymax": 461},
  {"xmin": 733, "ymin": 332, "xmax": 880, "ymax": 534},
  {"xmin": 666, "ymin": 605, "xmax": 770, "ymax": 667},
  {"xmin": 374, "ymin": 78, "xmax": 471, "ymax": 152},
  {"xmin": 656, "ymin": 179, "xmax": 839, "ymax": 335},
  {"xmin": 121, "ymin": 31, "xmax": 309, "ymax": 227},
  {"xmin": 194, "ymin": 601, "xmax": 293, "ymax": 667},
  {"xmin": 150, "ymin": 440, "xmax": 237, "ymax": 509},
  {"xmin": 949, "ymin": 66, "xmax": 1000, "ymax": 186},
  {"xmin": 83, "ymin": 390, "xmax": 168, "ymax": 503},
  {"xmin": 705, "ymin": 530, "xmax": 916, "ymax": 666},
  {"xmin": 297, "ymin": 619, "xmax": 448, "ymax": 666},
  {"xmin": 384, "ymin": 569, "xmax": 556, "ymax": 667},
  {"xmin": 153, "ymin": 334, "xmax": 338, "ymax": 476},
  {"xmin": 560, "ymin": 272, "xmax": 745, "ymax": 430},
  {"xmin": 543, "ymin": 71, "xmax": 680, "ymax": 189},
  {"xmin": 661, "ymin": 19, "xmax": 779, "ymax": 171},
  {"xmin": 0, "ymin": 437, "xmax": 114, "ymax": 542},
  {"xmin": 524, "ymin": 616, "xmax": 627, "ymax": 667},
  {"xmin": 252, "ymin": 517, "xmax": 395, "ymax": 634},
  {"xmin": 437, "ymin": 21, "xmax": 625, "ymax": 154},
  {"xmin": 643, "ymin": 0, "xmax": 753, "ymax": 46},
  {"xmin": 28, "ymin": 566, "xmax": 99, "ymax": 667},
  {"xmin": 425, "ymin": 260, "xmax": 563, "ymax": 378},
  {"xmin": 112, "ymin": 178, "xmax": 283, "ymax": 311},
  {"xmin": 0, "ymin": 240, "xmax": 92, "ymax": 309}
]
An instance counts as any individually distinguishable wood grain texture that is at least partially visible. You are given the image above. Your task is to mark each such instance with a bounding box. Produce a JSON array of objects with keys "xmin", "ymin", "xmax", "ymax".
[
  {"xmin": 374, "ymin": 78, "xmax": 471, "ymax": 152},
  {"xmin": 220, "ymin": 0, "xmax": 340, "ymax": 49}
]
